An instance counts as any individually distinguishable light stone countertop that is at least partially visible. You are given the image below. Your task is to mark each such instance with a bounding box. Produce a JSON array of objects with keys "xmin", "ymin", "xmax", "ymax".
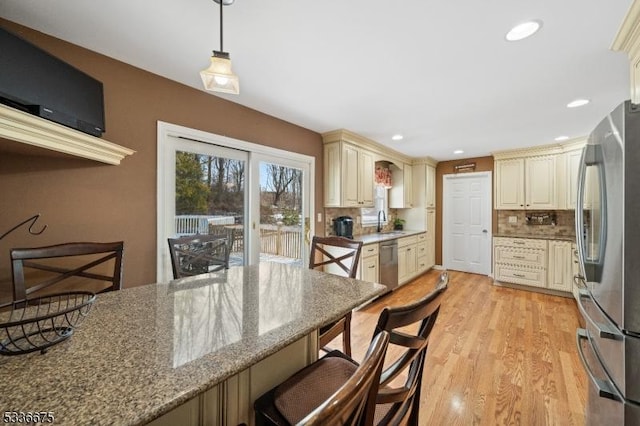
[
  {"xmin": 494, "ymin": 233, "xmax": 576, "ymax": 242},
  {"xmin": 0, "ymin": 262, "xmax": 386, "ymax": 425},
  {"xmin": 354, "ymin": 229, "xmax": 426, "ymax": 245}
]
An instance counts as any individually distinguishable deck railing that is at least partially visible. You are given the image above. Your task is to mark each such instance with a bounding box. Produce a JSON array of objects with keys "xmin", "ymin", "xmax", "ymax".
[{"xmin": 175, "ymin": 215, "xmax": 302, "ymax": 260}]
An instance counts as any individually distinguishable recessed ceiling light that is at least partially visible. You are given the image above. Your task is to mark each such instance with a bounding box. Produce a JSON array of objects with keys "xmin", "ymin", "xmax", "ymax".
[
  {"xmin": 505, "ymin": 20, "xmax": 542, "ymax": 41},
  {"xmin": 555, "ymin": 136, "xmax": 570, "ymax": 141},
  {"xmin": 391, "ymin": 134, "xmax": 403, "ymax": 141},
  {"xmin": 567, "ymin": 99, "xmax": 590, "ymax": 108},
  {"xmin": 453, "ymin": 149, "xmax": 464, "ymax": 155}
]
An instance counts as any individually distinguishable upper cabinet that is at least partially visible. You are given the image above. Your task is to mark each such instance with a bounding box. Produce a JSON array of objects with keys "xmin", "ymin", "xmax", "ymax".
[
  {"xmin": 324, "ymin": 141, "xmax": 374, "ymax": 207},
  {"xmin": 495, "ymin": 156, "xmax": 556, "ymax": 210},
  {"xmin": 322, "ymin": 129, "xmax": 424, "ymax": 209},
  {"xmin": 493, "ymin": 140, "xmax": 585, "ymax": 210},
  {"xmin": 525, "ymin": 155, "xmax": 557, "ymax": 209},
  {"xmin": 495, "ymin": 158, "xmax": 525, "ymax": 209},
  {"xmin": 426, "ymin": 164, "xmax": 436, "ymax": 208},
  {"xmin": 389, "ymin": 163, "xmax": 413, "ymax": 208},
  {"xmin": 612, "ymin": 1, "xmax": 640, "ymax": 104}
]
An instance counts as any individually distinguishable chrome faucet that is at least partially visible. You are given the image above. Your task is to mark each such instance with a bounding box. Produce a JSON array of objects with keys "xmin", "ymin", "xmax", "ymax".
[{"xmin": 377, "ymin": 210, "xmax": 386, "ymax": 232}]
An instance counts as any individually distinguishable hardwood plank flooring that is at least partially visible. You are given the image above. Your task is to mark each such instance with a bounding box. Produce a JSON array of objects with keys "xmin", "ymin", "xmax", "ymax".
[{"xmin": 339, "ymin": 269, "xmax": 588, "ymax": 425}]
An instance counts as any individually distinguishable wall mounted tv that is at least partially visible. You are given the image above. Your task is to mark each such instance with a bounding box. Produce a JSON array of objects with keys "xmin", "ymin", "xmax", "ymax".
[{"xmin": 0, "ymin": 26, "xmax": 105, "ymax": 137}]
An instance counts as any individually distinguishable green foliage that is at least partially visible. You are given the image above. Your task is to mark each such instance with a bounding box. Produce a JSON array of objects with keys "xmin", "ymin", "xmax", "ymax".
[
  {"xmin": 282, "ymin": 209, "xmax": 300, "ymax": 226},
  {"xmin": 175, "ymin": 152, "xmax": 208, "ymax": 215}
]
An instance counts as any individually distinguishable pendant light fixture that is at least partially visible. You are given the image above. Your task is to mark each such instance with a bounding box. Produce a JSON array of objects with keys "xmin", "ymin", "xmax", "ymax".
[{"xmin": 200, "ymin": 0, "xmax": 239, "ymax": 94}]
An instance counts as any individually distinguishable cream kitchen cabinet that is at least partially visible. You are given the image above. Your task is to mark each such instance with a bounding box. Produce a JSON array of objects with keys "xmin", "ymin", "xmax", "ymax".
[
  {"xmin": 493, "ymin": 237, "xmax": 548, "ymax": 288},
  {"xmin": 398, "ymin": 235, "xmax": 418, "ymax": 284},
  {"xmin": 495, "ymin": 156, "xmax": 556, "ymax": 210},
  {"xmin": 324, "ymin": 141, "xmax": 374, "ymax": 207},
  {"xmin": 416, "ymin": 232, "xmax": 428, "ymax": 274},
  {"xmin": 390, "ymin": 163, "xmax": 414, "ymax": 208},
  {"xmin": 547, "ymin": 240, "xmax": 573, "ymax": 292},
  {"xmin": 494, "ymin": 237, "xmax": 574, "ymax": 294},
  {"xmin": 425, "ymin": 210, "xmax": 436, "ymax": 268},
  {"xmin": 426, "ymin": 164, "xmax": 436, "ymax": 208},
  {"xmin": 359, "ymin": 243, "xmax": 379, "ymax": 283},
  {"xmin": 613, "ymin": 1, "xmax": 640, "ymax": 104},
  {"xmin": 565, "ymin": 148, "xmax": 583, "ymax": 210}
]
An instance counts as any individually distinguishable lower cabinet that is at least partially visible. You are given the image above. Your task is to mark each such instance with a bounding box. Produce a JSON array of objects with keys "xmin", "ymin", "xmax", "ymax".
[
  {"xmin": 547, "ymin": 240, "xmax": 573, "ymax": 292},
  {"xmin": 398, "ymin": 233, "xmax": 428, "ymax": 285},
  {"xmin": 493, "ymin": 237, "xmax": 574, "ymax": 294},
  {"xmin": 494, "ymin": 237, "xmax": 547, "ymax": 288},
  {"xmin": 359, "ymin": 243, "xmax": 379, "ymax": 282}
]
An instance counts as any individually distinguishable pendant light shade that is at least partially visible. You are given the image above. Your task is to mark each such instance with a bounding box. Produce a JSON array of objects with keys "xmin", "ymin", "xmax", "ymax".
[
  {"xmin": 200, "ymin": 51, "xmax": 239, "ymax": 94},
  {"xmin": 201, "ymin": 0, "xmax": 239, "ymax": 95}
]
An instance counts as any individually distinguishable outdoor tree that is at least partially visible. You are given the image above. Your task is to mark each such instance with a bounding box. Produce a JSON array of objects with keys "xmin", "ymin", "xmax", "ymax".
[{"xmin": 175, "ymin": 152, "xmax": 208, "ymax": 214}]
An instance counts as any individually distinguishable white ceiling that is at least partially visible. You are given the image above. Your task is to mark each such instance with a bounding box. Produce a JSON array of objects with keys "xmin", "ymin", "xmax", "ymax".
[{"xmin": 1, "ymin": 0, "xmax": 633, "ymax": 161}]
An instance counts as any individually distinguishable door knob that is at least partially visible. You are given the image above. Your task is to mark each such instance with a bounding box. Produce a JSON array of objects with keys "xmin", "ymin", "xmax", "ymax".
[{"xmin": 482, "ymin": 229, "xmax": 488, "ymax": 233}]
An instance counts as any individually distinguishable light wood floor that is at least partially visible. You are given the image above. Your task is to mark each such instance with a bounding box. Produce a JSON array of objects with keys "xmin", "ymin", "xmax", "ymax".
[{"xmin": 343, "ymin": 269, "xmax": 588, "ymax": 425}]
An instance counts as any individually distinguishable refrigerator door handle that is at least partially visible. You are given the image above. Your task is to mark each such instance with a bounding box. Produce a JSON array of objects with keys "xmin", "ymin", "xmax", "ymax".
[
  {"xmin": 577, "ymin": 290, "xmax": 624, "ymax": 340},
  {"xmin": 576, "ymin": 328, "xmax": 622, "ymax": 402}
]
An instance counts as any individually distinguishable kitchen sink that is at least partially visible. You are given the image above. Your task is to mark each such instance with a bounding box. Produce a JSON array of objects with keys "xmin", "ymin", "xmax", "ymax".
[{"xmin": 379, "ymin": 231, "xmax": 406, "ymax": 236}]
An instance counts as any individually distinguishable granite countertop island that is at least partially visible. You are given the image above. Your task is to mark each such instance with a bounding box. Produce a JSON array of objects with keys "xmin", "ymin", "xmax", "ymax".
[{"xmin": 0, "ymin": 262, "xmax": 386, "ymax": 425}]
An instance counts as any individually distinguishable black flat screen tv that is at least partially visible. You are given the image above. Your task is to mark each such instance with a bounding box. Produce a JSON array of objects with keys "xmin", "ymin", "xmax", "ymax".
[{"xmin": 0, "ymin": 26, "xmax": 105, "ymax": 137}]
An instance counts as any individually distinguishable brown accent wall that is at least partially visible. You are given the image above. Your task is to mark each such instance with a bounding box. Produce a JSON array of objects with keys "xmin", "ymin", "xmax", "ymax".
[
  {"xmin": 435, "ymin": 156, "xmax": 496, "ymax": 265},
  {"xmin": 0, "ymin": 19, "xmax": 323, "ymax": 293}
]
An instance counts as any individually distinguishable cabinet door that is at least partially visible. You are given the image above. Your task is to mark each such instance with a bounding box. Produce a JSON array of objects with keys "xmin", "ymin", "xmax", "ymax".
[
  {"xmin": 398, "ymin": 246, "xmax": 409, "ymax": 283},
  {"xmin": 426, "ymin": 210, "xmax": 436, "ymax": 268},
  {"xmin": 341, "ymin": 144, "xmax": 360, "ymax": 206},
  {"xmin": 404, "ymin": 164, "xmax": 413, "ymax": 208},
  {"xmin": 406, "ymin": 243, "xmax": 417, "ymax": 278},
  {"xmin": 323, "ymin": 143, "xmax": 341, "ymax": 207},
  {"xmin": 566, "ymin": 149, "xmax": 583, "ymax": 210},
  {"xmin": 359, "ymin": 149, "xmax": 375, "ymax": 207},
  {"xmin": 548, "ymin": 241, "xmax": 572, "ymax": 292},
  {"xmin": 361, "ymin": 255, "xmax": 379, "ymax": 283},
  {"xmin": 495, "ymin": 159, "xmax": 525, "ymax": 209},
  {"xmin": 426, "ymin": 165, "xmax": 436, "ymax": 208},
  {"xmin": 525, "ymin": 156, "xmax": 556, "ymax": 209}
]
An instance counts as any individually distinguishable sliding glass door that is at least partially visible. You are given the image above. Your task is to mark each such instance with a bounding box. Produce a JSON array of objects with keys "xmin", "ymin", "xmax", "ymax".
[{"xmin": 157, "ymin": 123, "xmax": 314, "ymax": 283}]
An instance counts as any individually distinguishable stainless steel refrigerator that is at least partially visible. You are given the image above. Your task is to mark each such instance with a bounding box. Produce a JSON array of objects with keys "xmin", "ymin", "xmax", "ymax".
[{"xmin": 575, "ymin": 100, "xmax": 640, "ymax": 424}]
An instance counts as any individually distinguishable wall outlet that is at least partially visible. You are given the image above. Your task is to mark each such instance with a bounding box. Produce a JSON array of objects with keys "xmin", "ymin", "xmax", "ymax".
[
  {"xmin": 317, "ymin": 213, "xmax": 322, "ymax": 223},
  {"xmin": 508, "ymin": 216, "xmax": 517, "ymax": 224}
]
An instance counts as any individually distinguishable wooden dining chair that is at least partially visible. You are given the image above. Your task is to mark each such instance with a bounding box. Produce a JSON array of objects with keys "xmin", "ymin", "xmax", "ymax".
[
  {"xmin": 309, "ymin": 236, "xmax": 363, "ymax": 357},
  {"xmin": 253, "ymin": 272, "xmax": 448, "ymax": 426},
  {"xmin": 10, "ymin": 241, "xmax": 124, "ymax": 302},
  {"xmin": 254, "ymin": 330, "xmax": 390, "ymax": 426},
  {"xmin": 167, "ymin": 234, "xmax": 230, "ymax": 279}
]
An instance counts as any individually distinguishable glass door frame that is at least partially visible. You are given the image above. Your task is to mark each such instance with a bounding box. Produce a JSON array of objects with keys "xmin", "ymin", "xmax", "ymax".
[
  {"xmin": 157, "ymin": 121, "xmax": 315, "ymax": 283},
  {"xmin": 249, "ymin": 152, "xmax": 312, "ymax": 266}
]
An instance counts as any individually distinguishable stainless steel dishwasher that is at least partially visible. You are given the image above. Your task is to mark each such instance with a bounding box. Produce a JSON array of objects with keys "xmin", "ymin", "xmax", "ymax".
[{"xmin": 379, "ymin": 239, "xmax": 398, "ymax": 292}]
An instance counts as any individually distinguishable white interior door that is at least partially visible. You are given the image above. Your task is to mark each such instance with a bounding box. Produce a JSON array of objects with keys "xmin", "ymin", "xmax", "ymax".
[{"xmin": 443, "ymin": 172, "xmax": 492, "ymax": 274}]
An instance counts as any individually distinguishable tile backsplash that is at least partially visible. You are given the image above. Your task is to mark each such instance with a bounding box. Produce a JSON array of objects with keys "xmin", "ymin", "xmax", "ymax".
[
  {"xmin": 324, "ymin": 208, "xmax": 400, "ymax": 236},
  {"xmin": 497, "ymin": 210, "xmax": 575, "ymax": 238}
]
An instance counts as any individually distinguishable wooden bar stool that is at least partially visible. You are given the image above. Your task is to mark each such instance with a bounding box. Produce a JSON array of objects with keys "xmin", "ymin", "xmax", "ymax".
[
  {"xmin": 254, "ymin": 330, "xmax": 390, "ymax": 425},
  {"xmin": 309, "ymin": 236, "xmax": 363, "ymax": 357},
  {"xmin": 254, "ymin": 272, "xmax": 448, "ymax": 426}
]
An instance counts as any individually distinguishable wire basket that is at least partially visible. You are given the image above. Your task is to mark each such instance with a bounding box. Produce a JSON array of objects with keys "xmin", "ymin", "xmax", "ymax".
[{"xmin": 0, "ymin": 291, "xmax": 96, "ymax": 356}]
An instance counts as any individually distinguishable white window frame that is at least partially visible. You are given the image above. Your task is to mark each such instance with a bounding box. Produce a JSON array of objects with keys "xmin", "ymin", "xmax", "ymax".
[{"xmin": 361, "ymin": 185, "xmax": 389, "ymax": 227}]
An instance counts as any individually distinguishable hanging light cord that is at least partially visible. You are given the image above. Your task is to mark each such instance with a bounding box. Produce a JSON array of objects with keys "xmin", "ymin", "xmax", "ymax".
[{"xmin": 219, "ymin": 0, "xmax": 224, "ymax": 52}]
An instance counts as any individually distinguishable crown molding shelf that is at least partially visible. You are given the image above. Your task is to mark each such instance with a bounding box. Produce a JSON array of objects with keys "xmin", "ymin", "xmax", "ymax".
[{"xmin": 0, "ymin": 104, "xmax": 135, "ymax": 165}]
